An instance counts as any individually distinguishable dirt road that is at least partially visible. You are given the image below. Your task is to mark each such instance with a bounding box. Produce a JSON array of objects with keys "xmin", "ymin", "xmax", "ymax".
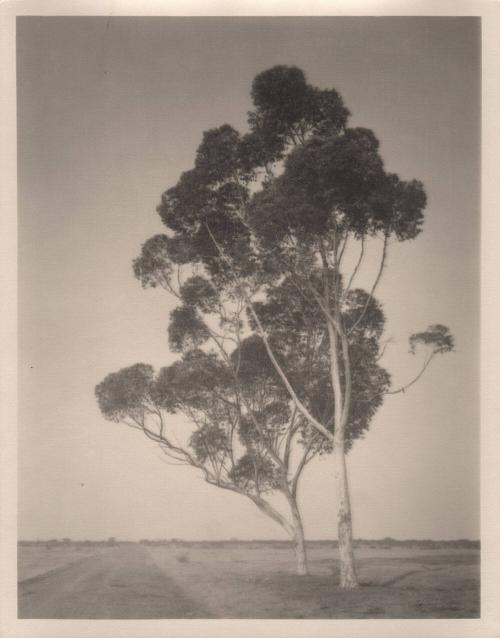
[{"xmin": 18, "ymin": 544, "xmax": 212, "ymax": 618}]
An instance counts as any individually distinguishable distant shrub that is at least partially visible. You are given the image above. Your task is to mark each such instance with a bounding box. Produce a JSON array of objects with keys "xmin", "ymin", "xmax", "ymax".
[{"xmin": 176, "ymin": 552, "xmax": 189, "ymax": 563}]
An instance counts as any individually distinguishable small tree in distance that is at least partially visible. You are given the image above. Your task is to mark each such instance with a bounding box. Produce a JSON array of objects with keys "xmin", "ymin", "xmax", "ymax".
[{"xmin": 144, "ymin": 65, "xmax": 454, "ymax": 588}]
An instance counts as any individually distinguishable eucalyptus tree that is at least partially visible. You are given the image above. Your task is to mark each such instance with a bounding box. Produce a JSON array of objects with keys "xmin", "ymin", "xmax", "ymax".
[
  {"xmin": 134, "ymin": 66, "xmax": 453, "ymax": 588},
  {"xmin": 96, "ymin": 339, "xmax": 321, "ymax": 575}
]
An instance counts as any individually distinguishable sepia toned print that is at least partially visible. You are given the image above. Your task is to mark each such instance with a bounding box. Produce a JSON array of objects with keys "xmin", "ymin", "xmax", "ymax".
[{"xmin": 16, "ymin": 16, "xmax": 480, "ymax": 620}]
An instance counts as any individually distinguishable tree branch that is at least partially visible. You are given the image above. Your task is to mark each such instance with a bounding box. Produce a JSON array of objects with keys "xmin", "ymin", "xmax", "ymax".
[
  {"xmin": 336, "ymin": 232, "xmax": 349, "ymax": 269},
  {"xmin": 386, "ymin": 352, "xmax": 435, "ymax": 397},
  {"xmin": 291, "ymin": 434, "xmax": 318, "ymax": 499},
  {"xmin": 343, "ymin": 236, "xmax": 365, "ymax": 298},
  {"xmin": 283, "ymin": 409, "xmax": 299, "ymax": 471},
  {"xmin": 205, "ymin": 222, "xmax": 334, "ymax": 444},
  {"xmin": 362, "ymin": 351, "xmax": 436, "ymax": 405},
  {"xmin": 348, "ymin": 233, "xmax": 388, "ymax": 336},
  {"xmin": 376, "ymin": 337, "xmax": 392, "ymax": 362},
  {"xmin": 247, "ymin": 494, "xmax": 294, "ymax": 537}
]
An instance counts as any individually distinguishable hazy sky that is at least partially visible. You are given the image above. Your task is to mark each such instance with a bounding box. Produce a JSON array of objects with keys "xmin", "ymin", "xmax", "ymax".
[{"xmin": 18, "ymin": 17, "xmax": 480, "ymax": 541}]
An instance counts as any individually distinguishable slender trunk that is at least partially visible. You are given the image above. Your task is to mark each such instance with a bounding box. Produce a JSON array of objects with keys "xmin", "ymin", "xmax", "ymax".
[
  {"xmin": 324, "ymin": 258, "xmax": 359, "ymax": 589},
  {"xmin": 333, "ymin": 435, "xmax": 358, "ymax": 588},
  {"xmin": 282, "ymin": 480, "xmax": 309, "ymax": 575},
  {"xmin": 335, "ymin": 330, "xmax": 358, "ymax": 588},
  {"xmin": 329, "ymin": 322, "xmax": 358, "ymax": 587},
  {"xmin": 250, "ymin": 489, "xmax": 309, "ymax": 576},
  {"xmin": 288, "ymin": 494, "xmax": 308, "ymax": 576}
]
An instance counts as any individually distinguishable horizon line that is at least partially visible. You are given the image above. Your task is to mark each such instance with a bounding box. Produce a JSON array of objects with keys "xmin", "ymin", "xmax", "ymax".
[{"xmin": 18, "ymin": 537, "xmax": 481, "ymax": 543}]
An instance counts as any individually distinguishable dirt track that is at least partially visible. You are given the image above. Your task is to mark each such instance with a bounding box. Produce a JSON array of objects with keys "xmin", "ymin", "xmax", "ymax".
[{"xmin": 18, "ymin": 544, "xmax": 211, "ymax": 618}]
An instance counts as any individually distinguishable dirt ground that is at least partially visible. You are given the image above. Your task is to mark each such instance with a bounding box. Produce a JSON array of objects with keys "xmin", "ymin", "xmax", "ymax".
[
  {"xmin": 18, "ymin": 544, "xmax": 111, "ymax": 582},
  {"xmin": 18, "ymin": 542, "xmax": 479, "ymax": 618},
  {"xmin": 18, "ymin": 544, "xmax": 209, "ymax": 618}
]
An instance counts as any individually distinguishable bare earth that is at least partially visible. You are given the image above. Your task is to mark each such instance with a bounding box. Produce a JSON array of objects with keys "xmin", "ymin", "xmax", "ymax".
[
  {"xmin": 18, "ymin": 544, "xmax": 211, "ymax": 618},
  {"xmin": 18, "ymin": 542, "xmax": 479, "ymax": 619},
  {"xmin": 18, "ymin": 544, "xmax": 111, "ymax": 582}
]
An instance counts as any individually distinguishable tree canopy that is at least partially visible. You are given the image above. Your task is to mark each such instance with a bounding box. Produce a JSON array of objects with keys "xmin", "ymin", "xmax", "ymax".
[{"xmin": 113, "ymin": 64, "xmax": 454, "ymax": 588}]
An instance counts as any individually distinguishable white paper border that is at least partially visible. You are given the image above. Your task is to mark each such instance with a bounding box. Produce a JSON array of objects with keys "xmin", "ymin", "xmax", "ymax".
[{"xmin": 1, "ymin": 2, "xmax": 498, "ymax": 637}]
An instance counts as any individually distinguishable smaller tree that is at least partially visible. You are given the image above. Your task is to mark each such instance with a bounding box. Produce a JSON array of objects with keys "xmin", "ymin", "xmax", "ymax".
[{"xmin": 95, "ymin": 345, "xmax": 320, "ymax": 575}]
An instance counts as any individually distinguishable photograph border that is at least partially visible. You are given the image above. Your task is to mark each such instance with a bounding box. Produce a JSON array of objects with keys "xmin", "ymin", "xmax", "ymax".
[{"xmin": 1, "ymin": 1, "xmax": 499, "ymax": 637}]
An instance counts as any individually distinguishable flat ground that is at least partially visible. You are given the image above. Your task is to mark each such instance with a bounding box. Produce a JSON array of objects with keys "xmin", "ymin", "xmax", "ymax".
[{"xmin": 18, "ymin": 542, "xmax": 479, "ymax": 619}]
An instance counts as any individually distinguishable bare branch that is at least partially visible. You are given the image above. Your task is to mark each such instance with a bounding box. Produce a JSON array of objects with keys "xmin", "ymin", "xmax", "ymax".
[
  {"xmin": 337, "ymin": 232, "xmax": 349, "ymax": 268},
  {"xmin": 376, "ymin": 337, "xmax": 392, "ymax": 362},
  {"xmin": 248, "ymin": 494, "xmax": 294, "ymax": 537},
  {"xmin": 161, "ymin": 275, "xmax": 182, "ymax": 300},
  {"xmin": 291, "ymin": 433, "xmax": 319, "ymax": 499},
  {"xmin": 283, "ymin": 410, "xmax": 299, "ymax": 470},
  {"xmin": 386, "ymin": 352, "xmax": 435, "ymax": 397},
  {"xmin": 348, "ymin": 233, "xmax": 388, "ymax": 336},
  {"xmin": 361, "ymin": 351, "xmax": 436, "ymax": 405},
  {"xmin": 343, "ymin": 236, "xmax": 365, "ymax": 298}
]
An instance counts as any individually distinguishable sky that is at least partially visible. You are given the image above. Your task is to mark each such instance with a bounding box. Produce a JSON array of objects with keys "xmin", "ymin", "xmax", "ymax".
[{"xmin": 17, "ymin": 16, "xmax": 480, "ymax": 541}]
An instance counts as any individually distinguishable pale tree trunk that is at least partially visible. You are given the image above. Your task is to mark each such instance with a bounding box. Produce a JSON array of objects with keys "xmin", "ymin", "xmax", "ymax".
[
  {"xmin": 325, "ymin": 262, "xmax": 359, "ymax": 589},
  {"xmin": 251, "ymin": 492, "xmax": 309, "ymax": 576},
  {"xmin": 283, "ymin": 483, "xmax": 309, "ymax": 575},
  {"xmin": 333, "ymin": 436, "xmax": 358, "ymax": 588},
  {"xmin": 335, "ymin": 329, "xmax": 358, "ymax": 588},
  {"xmin": 289, "ymin": 496, "xmax": 308, "ymax": 576}
]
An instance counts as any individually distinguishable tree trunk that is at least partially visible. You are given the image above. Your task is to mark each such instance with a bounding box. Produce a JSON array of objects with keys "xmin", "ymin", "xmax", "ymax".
[
  {"xmin": 289, "ymin": 496, "xmax": 308, "ymax": 576},
  {"xmin": 324, "ymin": 268, "xmax": 359, "ymax": 589},
  {"xmin": 251, "ymin": 490, "xmax": 309, "ymax": 576},
  {"xmin": 283, "ymin": 483, "xmax": 309, "ymax": 575},
  {"xmin": 334, "ymin": 440, "xmax": 358, "ymax": 588},
  {"xmin": 250, "ymin": 494, "xmax": 304, "ymax": 574}
]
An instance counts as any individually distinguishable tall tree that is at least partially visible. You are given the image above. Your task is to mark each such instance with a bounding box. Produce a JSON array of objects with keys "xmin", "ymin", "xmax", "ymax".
[{"xmin": 140, "ymin": 66, "xmax": 454, "ymax": 587}]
